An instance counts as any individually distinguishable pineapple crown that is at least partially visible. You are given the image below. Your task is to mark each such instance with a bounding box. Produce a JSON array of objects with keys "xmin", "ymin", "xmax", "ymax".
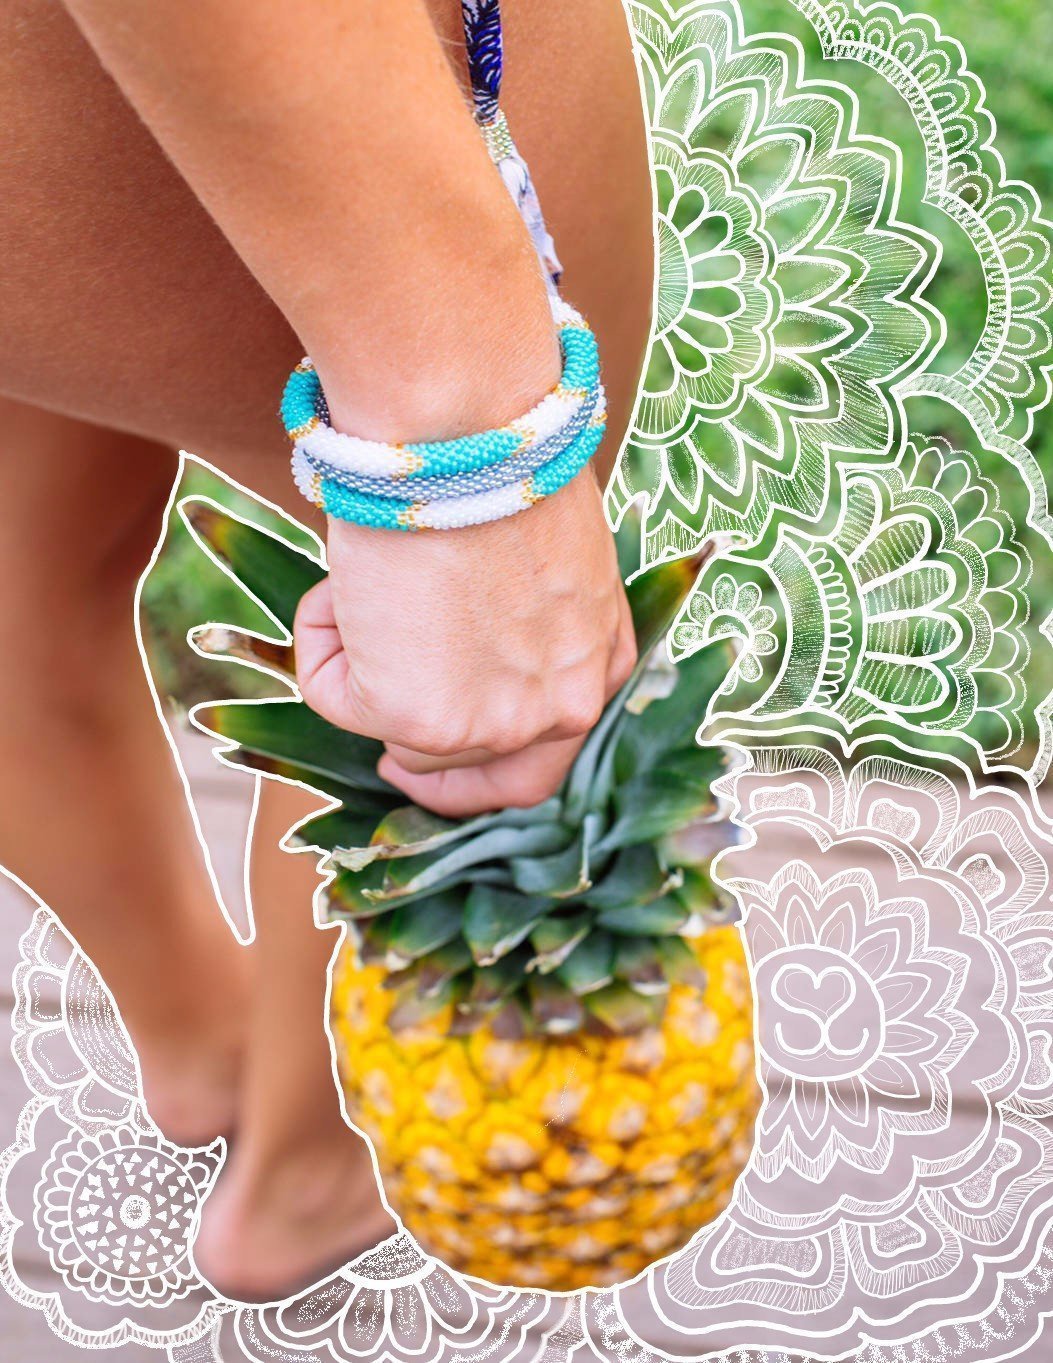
[{"xmin": 181, "ymin": 498, "xmax": 735, "ymax": 1038}]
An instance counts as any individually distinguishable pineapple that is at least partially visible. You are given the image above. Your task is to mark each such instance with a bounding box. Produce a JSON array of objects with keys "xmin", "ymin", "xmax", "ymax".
[{"xmin": 182, "ymin": 498, "xmax": 760, "ymax": 1292}]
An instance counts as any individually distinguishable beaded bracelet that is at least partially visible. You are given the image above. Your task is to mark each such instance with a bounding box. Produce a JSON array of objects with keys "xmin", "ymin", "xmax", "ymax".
[
  {"xmin": 297, "ymin": 378, "xmax": 604, "ymax": 503},
  {"xmin": 282, "ymin": 1, "xmax": 602, "ymax": 531},
  {"xmin": 282, "ymin": 298, "xmax": 606, "ymax": 531},
  {"xmin": 282, "ymin": 297, "xmax": 597, "ymax": 484},
  {"xmin": 291, "ymin": 394, "xmax": 606, "ymax": 531}
]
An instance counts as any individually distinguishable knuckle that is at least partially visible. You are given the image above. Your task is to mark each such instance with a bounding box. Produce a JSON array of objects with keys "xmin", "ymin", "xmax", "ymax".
[
  {"xmin": 612, "ymin": 639, "xmax": 638, "ymax": 687},
  {"xmin": 556, "ymin": 687, "xmax": 605, "ymax": 736},
  {"xmin": 355, "ymin": 683, "xmax": 477, "ymax": 757},
  {"xmin": 485, "ymin": 715, "xmax": 544, "ymax": 755},
  {"xmin": 399, "ymin": 722, "xmax": 469, "ymax": 757}
]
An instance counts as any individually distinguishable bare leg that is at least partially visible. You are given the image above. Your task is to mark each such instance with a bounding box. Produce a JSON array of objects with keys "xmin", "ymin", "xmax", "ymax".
[
  {"xmin": 0, "ymin": 398, "xmax": 392, "ymax": 1280},
  {"xmin": 0, "ymin": 399, "xmax": 249, "ymax": 1146},
  {"xmin": 0, "ymin": 0, "xmax": 652, "ymax": 1295},
  {"xmin": 193, "ymin": 781, "xmax": 396, "ymax": 1301}
]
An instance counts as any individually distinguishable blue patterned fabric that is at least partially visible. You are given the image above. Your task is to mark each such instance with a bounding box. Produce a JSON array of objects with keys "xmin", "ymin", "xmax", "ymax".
[{"xmin": 461, "ymin": 1, "xmax": 504, "ymax": 123}]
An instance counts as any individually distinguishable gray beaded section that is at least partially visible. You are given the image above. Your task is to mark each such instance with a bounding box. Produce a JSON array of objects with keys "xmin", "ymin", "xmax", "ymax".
[{"xmin": 299, "ymin": 382, "xmax": 603, "ymax": 503}]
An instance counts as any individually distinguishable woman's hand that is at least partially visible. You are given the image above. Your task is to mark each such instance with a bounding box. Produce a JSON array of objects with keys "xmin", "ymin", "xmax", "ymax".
[
  {"xmin": 60, "ymin": 0, "xmax": 637, "ymax": 816},
  {"xmin": 294, "ymin": 467, "xmax": 636, "ymax": 817}
]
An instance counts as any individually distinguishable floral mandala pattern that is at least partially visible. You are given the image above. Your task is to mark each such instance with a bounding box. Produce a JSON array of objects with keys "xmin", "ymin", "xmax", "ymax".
[
  {"xmin": 600, "ymin": 742, "xmax": 1052, "ymax": 1356},
  {"xmin": 671, "ymin": 434, "xmax": 1047, "ymax": 778},
  {"xmin": 36, "ymin": 1125, "xmax": 219, "ymax": 1306},
  {"xmin": 1, "ymin": 1, "xmax": 1051, "ymax": 1362},
  {"xmin": 609, "ymin": 0, "xmax": 941, "ymax": 550},
  {"xmin": 747, "ymin": 860, "xmax": 1011, "ymax": 1193},
  {"xmin": 649, "ymin": 145, "xmax": 778, "ymax": 437},
  {"xmin": 673, "ymin": 573, "xmax": 779, "ymax": 683}
]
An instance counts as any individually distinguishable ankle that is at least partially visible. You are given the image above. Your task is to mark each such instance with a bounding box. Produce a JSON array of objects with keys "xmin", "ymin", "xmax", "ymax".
[{"xmin": 227, "ymin": 1124, "xmax": 376, "ymax": 1207}]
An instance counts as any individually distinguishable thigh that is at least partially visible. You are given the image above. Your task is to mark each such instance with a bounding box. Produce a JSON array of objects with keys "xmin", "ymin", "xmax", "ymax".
[
  {"xmin": 0, "ymin": 0, "xmax": 652, "ymax": 483},
  {"xmin": 0, "ymin": 2, "xmax": 295, "ymax": 467}
]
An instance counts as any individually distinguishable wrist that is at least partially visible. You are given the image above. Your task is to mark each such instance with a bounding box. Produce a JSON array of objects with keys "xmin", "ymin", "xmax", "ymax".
[
  {"xmin": 285, "ymin": 293, "xmax": 604, "ymax": 536},
  {"xmin": 305, "ymin": 232, "xmax": 561, "ymax": 445}
]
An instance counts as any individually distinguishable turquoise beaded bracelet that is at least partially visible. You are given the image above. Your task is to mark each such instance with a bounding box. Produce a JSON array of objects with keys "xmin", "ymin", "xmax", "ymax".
[
  {"xmin": 282, "ymin": 297, "xmax": 605, "ymax": 532},
  {"xmin": 283, "ymin": 5, "xmax": 601, "ymax": 532}
]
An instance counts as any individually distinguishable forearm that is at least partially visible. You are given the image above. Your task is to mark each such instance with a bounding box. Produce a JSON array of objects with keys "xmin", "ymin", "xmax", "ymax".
[{"xmin": 62, "ymin": 0, "xmax": 560, "ymax": 441}]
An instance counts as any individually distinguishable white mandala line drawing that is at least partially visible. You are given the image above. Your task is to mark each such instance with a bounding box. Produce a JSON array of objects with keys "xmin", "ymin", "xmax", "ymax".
[
  {"xmin": 593, "ymin": 739, "xmax": 1053, "ymax": 1358},
  {"xmin": 609, "ymin": 0, "xmax": 943, "ymax": 550},
  {"xmin": 670, "ymin": 433, "xmax": 1046, "ymax": 778},
  {"xmin": 610, "ymin": 0, "xmax": 1053, "ymax": 561},
  {"xmin": 1, "ymin": 722, "xmax": 1049, "ymax": 1362},
  {"xmin": 0, "ymin": 904, "xmax": 582, "ymax": 1359},
  {"xmin": 794, "ymin": 0, "xmax": 1053, "ymax": 443},
  {"xmin": 36, "ymin": 1124, "xmax": 217, "ymax": 1307},
  {"xmin": 0, "ymin": 0, "xmax": 1050, "ymax": 1358}
]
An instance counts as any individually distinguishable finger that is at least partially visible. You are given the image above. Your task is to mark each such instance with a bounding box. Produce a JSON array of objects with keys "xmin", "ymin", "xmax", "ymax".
[
  {"xmin": 606, "ymin": 588, "xmax": 638, "ymax": 693},
  {"xmin": 524, "ymin": 597, "xmax": 631, "ymax": 746},
  {"xmin": 379, "ymin": 736, "xmax": 584, "ymax": 818},
  {"xmin": 292, "ymin": 578, "xmax": 363, "ymax": 730},
  {"xmin": 384, "ymin": 742, "xmax": 503, "ymax": 775}
]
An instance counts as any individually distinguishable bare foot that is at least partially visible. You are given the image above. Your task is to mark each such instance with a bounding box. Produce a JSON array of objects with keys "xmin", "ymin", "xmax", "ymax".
[{"xmin": 193, "ymin": 1126, "xmax": 397, "ymax": 1302}]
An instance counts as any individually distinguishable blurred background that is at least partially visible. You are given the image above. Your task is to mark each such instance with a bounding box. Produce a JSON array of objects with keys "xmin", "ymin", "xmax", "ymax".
[
  {"xmin": 141, "ymin": 0, "xmax": 1053, "ymax": 775},
  {"xmin": 1, "ymin": 0, "xmax": 1050, "ymax": 1358}
]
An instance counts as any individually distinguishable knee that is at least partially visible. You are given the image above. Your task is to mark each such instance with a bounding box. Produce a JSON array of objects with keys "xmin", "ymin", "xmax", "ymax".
[{"xmin": 0, "ymin": 399, "xmax": 177, "ymax": 631}]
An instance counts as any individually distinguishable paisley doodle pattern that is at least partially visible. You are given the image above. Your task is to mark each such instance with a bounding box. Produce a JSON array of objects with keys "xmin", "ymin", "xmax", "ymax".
[
  {"xmin": 1, "ymin": 1, "xmax": 1052, "ymax": 1360},
  {"xmin": 600, "ymin": 744, "xmax": 1053, "ymax": 1355},
  {"xmin": 673, "ymin": 434, "xmax": 1039, "ymax": 772}
]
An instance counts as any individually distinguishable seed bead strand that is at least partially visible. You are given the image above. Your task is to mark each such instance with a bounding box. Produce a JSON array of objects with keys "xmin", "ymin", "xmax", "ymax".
[{"xmin": 284, "ymin": 2, "xmax": 602, "ymax": 530}]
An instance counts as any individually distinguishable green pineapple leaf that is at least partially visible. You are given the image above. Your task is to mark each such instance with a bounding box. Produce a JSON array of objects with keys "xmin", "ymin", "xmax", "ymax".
[
  {"xmin": 182, "ymin": 499, "xmax": 325, "ymax": 634},
  {"xmin": 508, "ymin": 813, "xmax": 600, "ymax": 897},
  {"xmin": 655, "ymin": 935, "xmax": 708, "ymax": 990},
  {"xmin": 597, "ymin": 895, "xmax": 690, "ymax": 936},
  {"xmin": 582, "ymin": 845, "xmax": 678, "ymax": 910},
  {"xmin": 527, "ymin": 912, "xmax": 593, "ymax": 974},
  {"xmin": 194, "ymin": 699, "xmax": 389, "ymax": 793},
  {"xmin": 585, "ymin": 981, "xmax": 663, "ymax": 1034},
  {"xmin": 373, "ymin": 821, "xmax": 570, "ymax": 902},
  {"xmin": 409, "ymin": 939, "xmax": 475, "ymax": 998},
  {"xmin": 325, "ymin": 863, "xmax": 392, "ymax": 918},
  {"xmin": 555, "ymin": 931, "xmax": 616, "ymax": 994},
  {"xmin": 464, "ymin": 885, "xmax": 548, "ymax": 966},
  {"xmin": 461, "ymin": 947, "xmax": 533, "ymax": 1011},
  {"xmin": 528, "ymin": 975, "xmax": 587, "ymax": 1035},
  {"xmin": 384, "ymin": 892, "xmax": 464, "ymax": 966},
  {"xmin": 612, "ymin": 937, "xmax": 668, "ymax": 993}
]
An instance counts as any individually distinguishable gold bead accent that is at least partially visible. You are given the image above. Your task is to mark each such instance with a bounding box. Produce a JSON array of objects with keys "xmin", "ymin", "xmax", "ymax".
[
  {"xmin": 288, "ymin": 415, "xmax": 320, "ymax": 441},
  {"xmin": 393, "ymin": 449, "xmax": 425, "ymax": 480}
]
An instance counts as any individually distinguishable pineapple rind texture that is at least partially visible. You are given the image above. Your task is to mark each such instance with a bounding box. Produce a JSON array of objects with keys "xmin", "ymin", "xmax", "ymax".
[{"xmin": 332, "ymin": 925, "xmax": 759, "ymax": 1291}]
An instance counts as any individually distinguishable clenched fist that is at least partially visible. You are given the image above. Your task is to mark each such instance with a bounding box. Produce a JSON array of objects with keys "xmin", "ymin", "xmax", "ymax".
[{"xmin": 294, "ymin": 466, "xmax": 635, "ymax": 817}]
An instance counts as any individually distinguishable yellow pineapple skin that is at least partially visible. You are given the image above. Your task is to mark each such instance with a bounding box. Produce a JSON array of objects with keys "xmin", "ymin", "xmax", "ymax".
[{"xmin": 331, "ymin": 927, "xmax": 759, "ymax": 1292}]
